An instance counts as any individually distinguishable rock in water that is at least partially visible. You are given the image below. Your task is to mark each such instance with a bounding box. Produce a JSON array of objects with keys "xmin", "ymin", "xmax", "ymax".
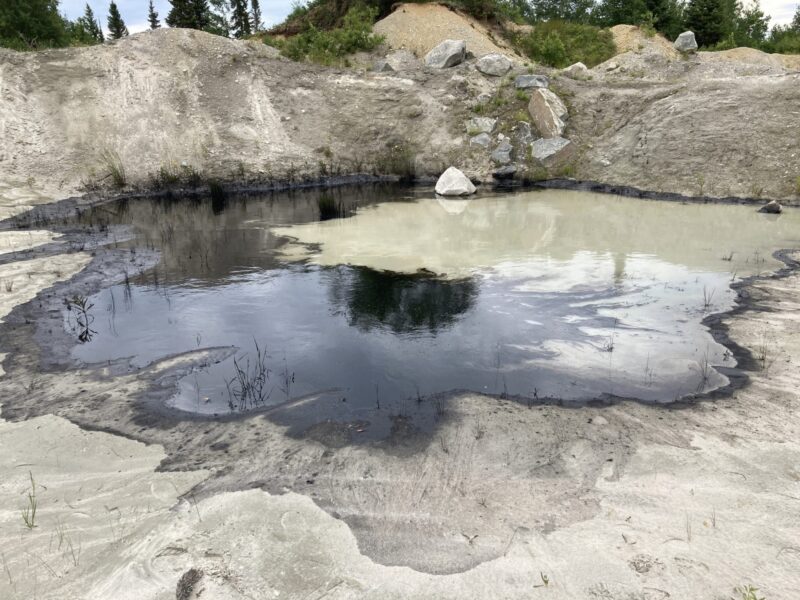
[
  {"xmin": 476, "ymin": 53, "xmax": 512, "ymax": 76},
  {"xmin": 424, "ymin": 40, "xmax": 467, "ymax": 69},
  {"xmin": 674, "ymin": 31, "xmax": 698, "ymax": 53},
  {"xmin": 528, "ymin": 88, "xmax": 568, "ymax": 138},
  {"xmin": 562, "ymin": 62, "xmax": 590, "ymax": 79},
  {"xmin": 515, "ymin": 74, "xmax": 549, "ymax": 89},
  {"xmin": 435, "ymin": 167, "xmax": 476, "ymax": 196},
  {"xmin": 531, "ymin": 137, "xmax": 572, "ymax": 162},
  {"xmin": 758, "ymin": 200, "xmax": 782, "ymax": 214},
  {"xmin": 492, "ymin": 165, "xmax": 517, "ymax": 180}
]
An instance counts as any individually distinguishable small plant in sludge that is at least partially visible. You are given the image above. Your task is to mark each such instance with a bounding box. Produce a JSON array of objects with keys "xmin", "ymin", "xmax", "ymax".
[
  {"xmin": 226, "ymin": 340, "xmax": 272, "ymax": 411},
  {"xmin": 21, "ymin": 472, "xmax": 37, "ymax": 529},
  {"xmin": 65, "ymin": 294, "xmax": 96, "ymax": 343}
]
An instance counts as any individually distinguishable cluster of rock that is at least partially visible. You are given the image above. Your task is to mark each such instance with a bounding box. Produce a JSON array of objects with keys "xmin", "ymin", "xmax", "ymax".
[{"xmin": 393, "ymin": 38, "xmax": 578, "ymax": 196}]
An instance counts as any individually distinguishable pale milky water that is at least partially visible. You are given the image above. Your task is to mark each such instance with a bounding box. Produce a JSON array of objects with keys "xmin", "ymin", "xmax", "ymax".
[{"xmin": 65, "ymin": 187, "xmax": 799, "ymax": 435}]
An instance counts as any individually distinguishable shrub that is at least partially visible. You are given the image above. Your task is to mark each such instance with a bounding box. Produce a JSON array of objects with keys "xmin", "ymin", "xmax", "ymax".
[
  {"xmin": 266, "ymin": 4, "xmax": 383, "ymax": 65},
  {"xmin": 518, "ymin": 20, "xmax": 616, "ymax": 68}
]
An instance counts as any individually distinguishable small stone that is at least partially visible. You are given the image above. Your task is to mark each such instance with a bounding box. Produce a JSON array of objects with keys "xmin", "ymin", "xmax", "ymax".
[
  {"xmin": 562, "ymin": 62, "xmax": 590, "ymax": 79},
  {"xmin": 674, "ymin": 31, "xmax": 698, "ymax": 53},
  {"xmin": 492, "ymin": 165, "xmax": 517, "ymax": 180},
  {"xmin": 425, "ymin": 39, "xmax": 467, "ymax": 69},
  {"xmin": 758, "ymin": 200, "xmax": 782, "ymax": 214},
  {"xmin": 515, "ymin": 74, "xmax": 549, "ymax": 89},
  {"xmin": 465, "ymin": 117, "xmax": 497, "ymax": 134},
  {"xmin": 435, "ymin": 166, "xmax": 476, "ymax": 196},
  {"xmin": 372, "ymin": 59, "xmax": 394, "ymax": 73},
  {"xmin": 469, "ymin": 133, "xmax": 491, "ymax": 148},
  {"xmin": 531, "ymin": 137, "xmax": 572, "ymax": 162},
  {"xmin": 476, "ymin": 53, "xmax": 513, "ymax": 76},
  {"xmin": 491, "ymin": 140, "xmax": 513, "ymax": 165}
]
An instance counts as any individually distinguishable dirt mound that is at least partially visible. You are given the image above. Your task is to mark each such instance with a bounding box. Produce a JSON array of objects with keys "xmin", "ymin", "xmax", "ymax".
[
  {"xmin": 701, "ymin": 46, "xmax": 800, "ymax": 69},
  {"xmin": 373, "ymin": 3, "xmax": 518, "ymax": 58},
  {"xmin": 610, "ymin": 24, "xmax": 679, "ymax": 59}
]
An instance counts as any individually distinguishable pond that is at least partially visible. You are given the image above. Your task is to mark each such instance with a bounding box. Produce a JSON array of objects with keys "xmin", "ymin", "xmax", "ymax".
[{"xmin": 65, "ymin": 186, "xmax": 800, "ymax": 438}]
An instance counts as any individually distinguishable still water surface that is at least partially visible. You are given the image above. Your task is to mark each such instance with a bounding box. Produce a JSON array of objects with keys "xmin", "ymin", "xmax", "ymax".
[{"xmin": 66, "ymin": 186, "xmax": 800, "ymax": 434}]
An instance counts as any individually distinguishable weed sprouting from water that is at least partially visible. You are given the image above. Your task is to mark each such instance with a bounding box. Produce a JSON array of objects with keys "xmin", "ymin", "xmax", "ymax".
[
  {"xmin": 225, "ymin": 340, "xmax": 272, "ymax": 411},
  {"xmin": 2, "ymin": 279, "xmax": 13, "ymax": 293},
  {"xmin": 65, "ymin": 294, "xmax": 96, "ymax": 343},
  {"xmin": 20, "ymin": 472, "xmax": 37, "ymax": 529},
  {"xmin": 279, "ymin": 354, "xmax": 295, "ymax": 400},
  {"xmin": 702, "ymin": 285, "xmax": 716, "ymax": 311}
]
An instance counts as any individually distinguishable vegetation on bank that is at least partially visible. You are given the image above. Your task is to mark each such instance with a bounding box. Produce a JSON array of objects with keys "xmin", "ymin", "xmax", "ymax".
[
  {"xmin": 263, "ymin": 5, "xmax": 384, "ymax": 65},
  {"xmin": 1, "ymin": 0, "xmax": 799, "ymax": 63}
]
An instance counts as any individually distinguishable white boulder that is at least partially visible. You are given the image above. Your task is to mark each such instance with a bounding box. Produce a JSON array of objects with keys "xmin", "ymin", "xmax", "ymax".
[{"xmin": 435, "ymin": 167, "xmax": 476, "ymax": 196}]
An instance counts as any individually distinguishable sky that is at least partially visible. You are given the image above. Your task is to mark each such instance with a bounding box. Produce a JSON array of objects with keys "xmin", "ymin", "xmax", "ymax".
[
  {"xmin": 60, "ymin": 0, "xmax": 296, "ymax": 34},
  {"xmin": 61, "ymin": 0, "xmax": 799, "ymax": 34}
]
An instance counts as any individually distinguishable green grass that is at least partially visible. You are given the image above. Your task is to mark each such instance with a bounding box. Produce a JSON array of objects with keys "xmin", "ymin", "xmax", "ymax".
[{"xmin": 517, "ymin": 21, "xmax": 616, "ymax": 68}]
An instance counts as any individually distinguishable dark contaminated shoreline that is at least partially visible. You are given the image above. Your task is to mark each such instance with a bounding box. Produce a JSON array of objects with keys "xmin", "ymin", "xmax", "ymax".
[{"xmin": 0, "ymin": 181, "xmax": 796, "ymax": 451}]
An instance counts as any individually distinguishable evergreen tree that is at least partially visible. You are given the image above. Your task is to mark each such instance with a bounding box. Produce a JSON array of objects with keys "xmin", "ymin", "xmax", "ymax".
[
  {"xmin": 148, "ymin": 0, "xmax": 161, "ymax": 29},
  {"xmin": 251, "ymin": 0, "xmax": 263, "ymax": 31},
  {"xmin": 594, "ymin": 0, "xmax": 648, "ymax": 27},
  {"xmin": 735, "ymin": 0, "xmax": 770, "ymax": 45},
  {"xmin": 166, "ymin": 0, "xmax": 211, "ymax": 30},
  {"xmin": 107, "ymin": 1, "xmax": 129, "ymax": 39},
  {"xmin": 82, "ymin": 4, "xmax": 105, "ymax": 42},
  {"xmin": 230, "ymin": 0, "xmax": 251, "ymax": 37},
  {"xmin": 792, "ymin": 4, "xmax": 800, "ymax": 31},
  {"xmin": 684, "ymin": 0, "xmax": 726, "ymax": 46},
  {"xmin": 0, "ymin": 0, "xmax": 69, "ymax": 49},
  {"xmin": 536, "ymin": 0, "xmax": 596, "ymax": 23}
]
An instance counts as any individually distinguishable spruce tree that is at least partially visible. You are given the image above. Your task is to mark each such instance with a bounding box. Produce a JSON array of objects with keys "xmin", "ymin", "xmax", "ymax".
[
  {"xmin": 84, "ymin": 4, "xmax": 105, "ymax": 42},
  {"xmin": 148, "ymin": 0, "xmax": 161, "ymax": 29},
  {"xmin": 107, "ymin": 1, "xmax": 129, "ymax": 39},
  {"xmin": 230, "ymin": 0, "xmax": 251, "ymax": 38},
  {"xmin": 792, "ymin": 4, "xmax": 800, "ymax": 31},
  {"xmin": 167, "ymin": 0, "xmax": 210, "ymax": 30},
  {"xmin": 684, "ymin": 0, "xmax": 726, "ymax": 46},
  {"xmin": 0, "ymin": 0, "xmax": 69, "ymax": 49},
  {"xmin": 251, "ymin": 0, "xmax": 263, "ymax": 32}
]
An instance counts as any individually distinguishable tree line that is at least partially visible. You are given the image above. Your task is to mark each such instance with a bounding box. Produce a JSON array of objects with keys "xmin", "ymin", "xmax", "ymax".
[
  {"xmin": 1, "ymin": 0, "xmax": 799, "ymax": 53},
  {"xmin": 0, "ymin": 0, "xmax": 264, "ymax": 50}
]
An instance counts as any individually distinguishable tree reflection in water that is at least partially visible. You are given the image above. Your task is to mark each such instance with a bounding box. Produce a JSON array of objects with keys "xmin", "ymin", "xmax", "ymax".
[{"xmin": 328, "ymin": 267, "xmax": 478, "ymax": 335}]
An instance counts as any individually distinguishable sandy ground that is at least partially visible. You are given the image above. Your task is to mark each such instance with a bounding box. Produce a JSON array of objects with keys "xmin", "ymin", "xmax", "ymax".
[
  {"xmin": 1, "ymin": 256, "xmax": 799, "ymax": 598},
  {"xmin": 373, "ymin": 3, "xmax": 519, "ymax": 59}
]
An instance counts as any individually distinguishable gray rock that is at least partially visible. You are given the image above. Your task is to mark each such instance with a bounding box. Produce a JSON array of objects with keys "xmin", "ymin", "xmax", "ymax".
[
  {"xmin": 476, "ymin": 53, "xmax": 513, "ymax": 76},
  {"xmin": 515, "ymin": 74, "xmax": 549, "ymax": 89},
  {"xmin": 492, "ymin": 165, "xmax": 517, "ymax": 180},
  {"xmin": 531, "ymin": 137, "xmax": 572, "ymax": 162},
  {"xmin": 758, "ymin": 200, "xmax": 782, "ymax": 214},
  {"xmin": 528, "ymin": 88, "xmax": 568, "ymax": 138},
  {"xmin": 435, "ymin": 166, "xmax": 476, "ymax": 196},
  {"xmin": 491, "ymin": 140, "xmax": 513, "ymax": 165},
  {"xmin": 562, "ymin": 62, "xmax": 590, "ymax": 79},
  {"xmin": 372, "ymin": 59, "xmax": 394, "ymax": 73},
  {"xmin": 674, "ymin": 31, "xmax": 698, "ymax": 53},
  {"xmin": 469, "ymin": 133, "xmax": 491, "ymax": 148},
  {"xmin": 424, "ymin": 40, "xmax": 467, "ymax": 69},
  {"xmin": 513, "ymin": 121, "xmax": 536, "ymax": 147},
  {"xmin": 466, "ymin": 117, "xmax": 497, "ymax": 134},
  {"xmin": 475, "ymin": 92, "xmax": 493, "ymax": 106}
]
